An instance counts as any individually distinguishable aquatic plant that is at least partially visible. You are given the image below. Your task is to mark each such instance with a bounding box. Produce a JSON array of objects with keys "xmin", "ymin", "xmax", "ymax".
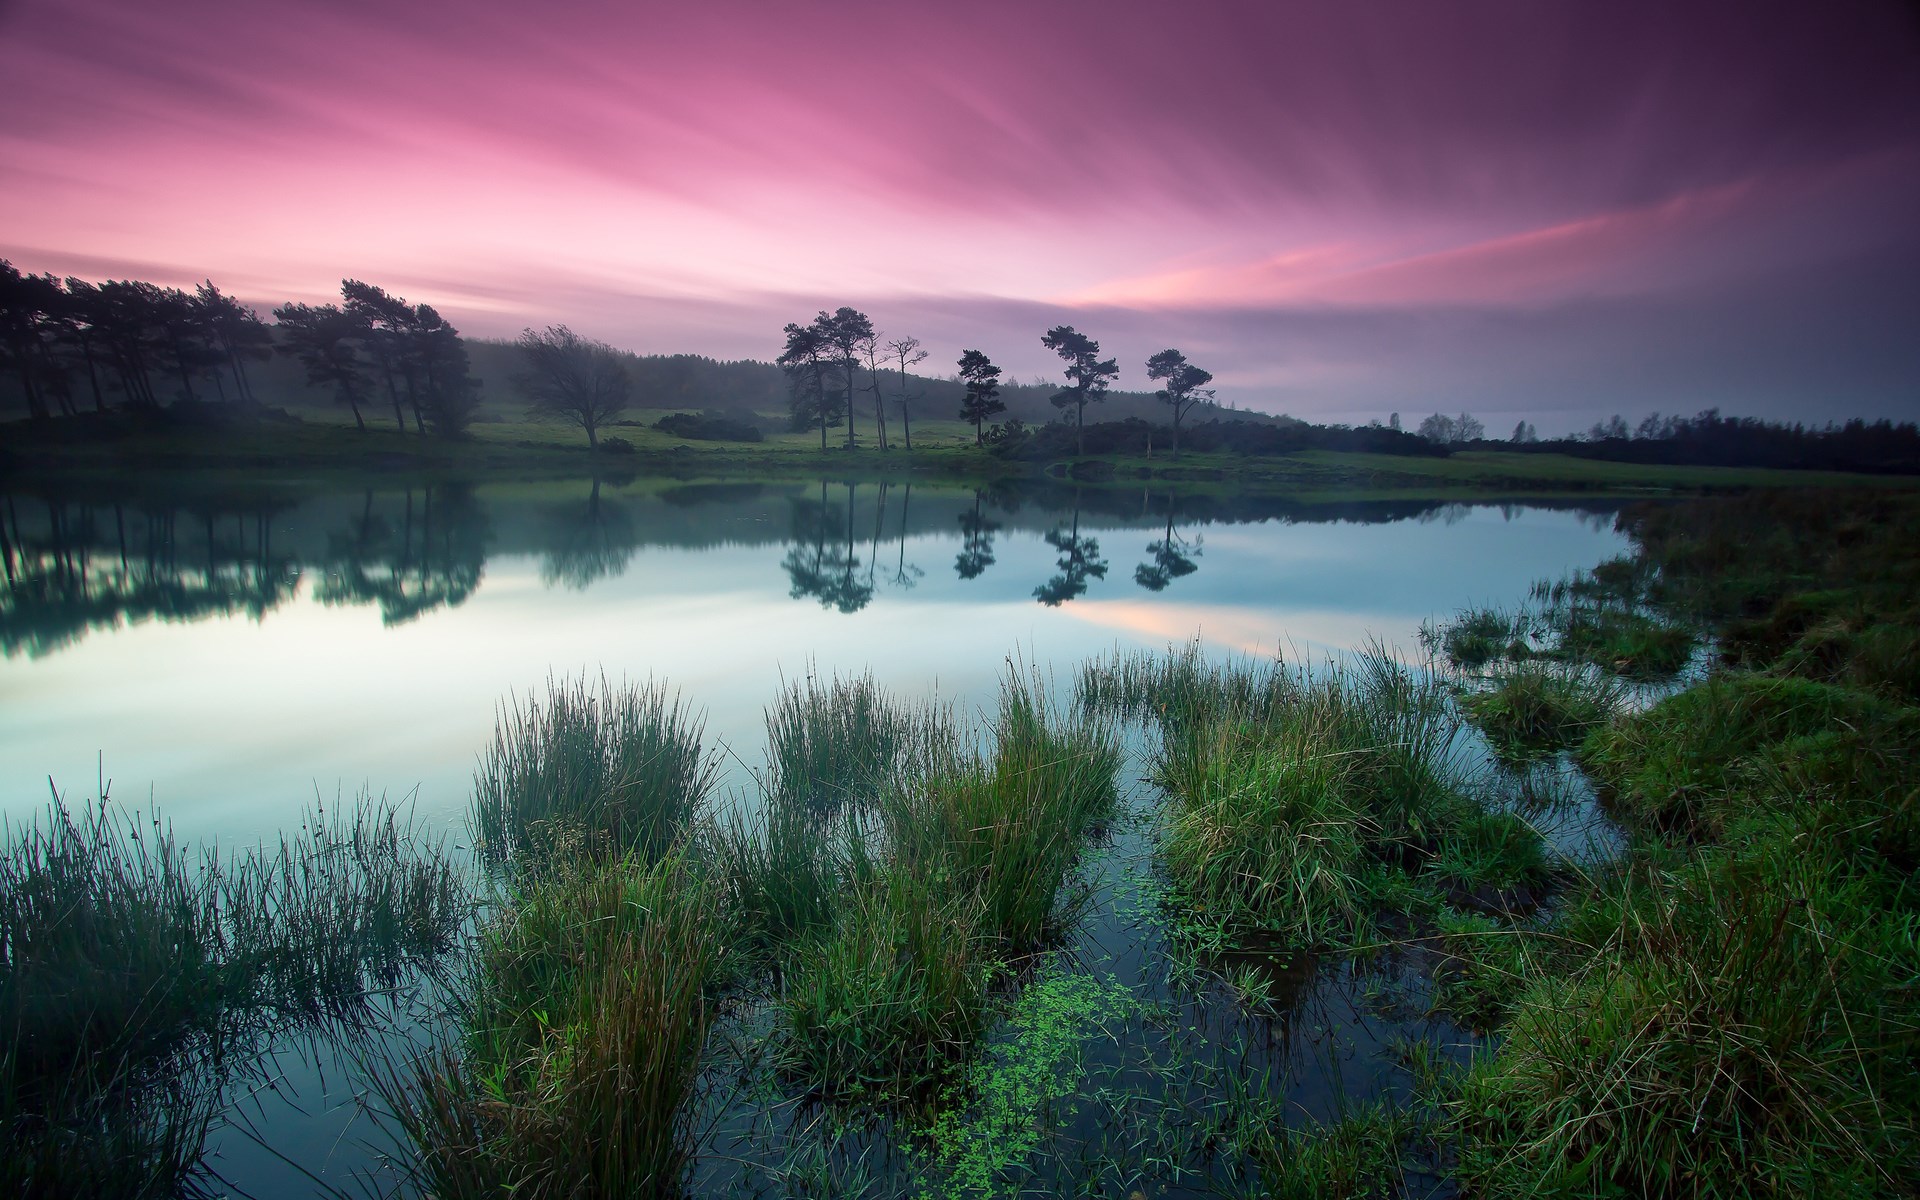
[
  {"xmin": 1462, "ymin": 660, "xmax": 1619, "ymax": 764},
  {"xmin": 374, "ymin": 852, "xmax": 725, "ymax": 1199},
  {"xmin": 763, "ymin": 669, "xmax": 924, "ymax": 811},
  {"xmin": 471, "ymin": 673, "xmax": 716, "ymax": 867}
]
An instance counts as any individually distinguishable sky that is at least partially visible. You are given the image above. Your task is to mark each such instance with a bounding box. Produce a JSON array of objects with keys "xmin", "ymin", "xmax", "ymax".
[{"xmin": 3, "ymin": 0, "xmax": 1918, "ymax": 432}]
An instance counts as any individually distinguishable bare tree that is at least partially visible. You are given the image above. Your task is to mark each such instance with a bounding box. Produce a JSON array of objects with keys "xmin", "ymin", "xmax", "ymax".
[
  {"xmin": 515, "ymin": 325, "xmax": 630, "ymax": 450},
  {"xmin": 885, "ymin": 336, "xmax": 929, "ymax": 449}
]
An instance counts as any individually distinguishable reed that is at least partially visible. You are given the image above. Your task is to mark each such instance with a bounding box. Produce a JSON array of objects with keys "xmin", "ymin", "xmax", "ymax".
[
  {"xmin": 471, "ymin": 673, "xmax": 716, "ymax": 868},
  {"xmin": 763, "ymin": 670, "xmax": 935, "ymax": 812},
  {"xmin": 373, "ymin": 852, "xmax": 725, "ymax": 1199},
  {"xmin": 2, "ymin": 791, "xmax": 466, "ymax": 1196}
]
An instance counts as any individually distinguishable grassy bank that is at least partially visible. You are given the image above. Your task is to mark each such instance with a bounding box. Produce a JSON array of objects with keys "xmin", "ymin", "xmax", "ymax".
[{"xmin": 10, "ymin": 408, "xmax": 1915, "ymax": 497}]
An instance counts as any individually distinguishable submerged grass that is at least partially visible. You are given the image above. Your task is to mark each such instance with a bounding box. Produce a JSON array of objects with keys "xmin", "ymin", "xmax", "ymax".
[
  {"xmin": 1462, "ymin": 660, "xmax": 1620, "ymax": 764},
  {"xmin": 471, "ymin": 673, "xmax": 717, "ymax": 868},
  {"xmin": 2, "ymin": 791, "xmax": 466, "ymax": 1198},
  {"xmin": 374, "ymin": 852, "xmax": 725, "ymax": 1199}
]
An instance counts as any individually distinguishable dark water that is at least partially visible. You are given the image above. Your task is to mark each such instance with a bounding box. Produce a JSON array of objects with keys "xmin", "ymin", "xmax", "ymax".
[{"xmin": 0, "ymin": 474, "xmax": 1632, "ymax": 1195}]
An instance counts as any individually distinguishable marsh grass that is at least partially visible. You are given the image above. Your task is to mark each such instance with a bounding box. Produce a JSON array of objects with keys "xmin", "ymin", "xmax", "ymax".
[
  {"xmin": 1555, "ymin": 606, "xmax": 1695, "ymax": 679},
  {"xmin": 373, "ymin": 852, "xmax": 725, "ymax": 1199},
  {"xmin": 1462, "ymin": 660, "xmax": 1620, "ymax": 764},
  {"xmin": 780, "ymin": 865, "xmax": 991, "ymax": 1098},
  {"xmin": 1423, "ymin": 606, "xmax": 1534, "ymax": 669},
  {"xmin": 764, "ymin": 670, "xmax": 931, "ymax": 812},
  {"xmin": 1085, "ymin": 644, "xmax": 1494, "ymax": 955},
  {"xmin": 1454, "ymin": 838, "xmax": 1917, "ymax": 1198},
  {"xmin": 1578, "ymin": 673, "xmax": 1899, "ymax": 837},
  {"xmin": 471, "ymin": 673, "xmax": 717, "ymax": 868},
  {"xmin": 1, "ymin": 791, "xmax": 466, "ymax": 1197},
  {"xmin": 780, "ymin": 670, "xmax": 1123, "ymax": 1095},
  {"xmin": 1243, "ymin": 1101, "xmax": 1421, "ymax": 1200}
]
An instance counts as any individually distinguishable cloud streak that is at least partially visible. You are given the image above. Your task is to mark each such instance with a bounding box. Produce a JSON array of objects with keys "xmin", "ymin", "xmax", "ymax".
[{"xmin": 3, "ymin": 0, "xmax": 1917, "ymax": 427}]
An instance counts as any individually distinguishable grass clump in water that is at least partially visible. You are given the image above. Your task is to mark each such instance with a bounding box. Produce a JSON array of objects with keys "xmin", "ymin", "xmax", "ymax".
[
  {"xmin": 1556, "ymin": 607, "xmax": 1695, "ymax": 680},
  {"xmin": 764, "ymin": 670, "xmax": 923, "ymax": 811},
  {"xmin": 375, "ymin": 852, "xmax": 725, "ymax": 1199},
  {"xmin": 3, "ymin": 791, "xmax": 467, "ymax": 1198},
  {"xmin": 1462, "ymin": 660, "xmax": 1618, "ymax": 764},
  {"xmin": 471, "ymin": 673, "xmax": 716, "ymax": 868},
  {"xmin": 1424, "ymin": 606, "xmax": 1532, "ymax": 669},
  {"xmin": 1111, "ymin": 645, "xmax": 1479, "ymax": 950},
  {"xmin": 780, "ymin": 865, "xmax": 991, "ymax": 1098}
]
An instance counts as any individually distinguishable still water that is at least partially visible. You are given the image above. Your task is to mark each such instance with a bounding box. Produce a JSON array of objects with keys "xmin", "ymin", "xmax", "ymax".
[
  {"xmin": 2, "ymin": 476, "xmax": 1627, "ymax": 840},
  {"xmin": 2, "ymin": 475, "xmax": 1632, "ymax": 1195}
]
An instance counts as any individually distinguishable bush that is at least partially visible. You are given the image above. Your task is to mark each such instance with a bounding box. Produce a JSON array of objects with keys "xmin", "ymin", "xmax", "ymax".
[{"xmin": 652, "ymin": 411, "xmax": 762, "ymax": 442}]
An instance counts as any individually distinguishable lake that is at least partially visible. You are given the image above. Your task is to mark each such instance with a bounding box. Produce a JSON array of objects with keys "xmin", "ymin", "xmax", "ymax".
[{"xmin": 0, "ymin": 473, "xmax": 1632, "ymax": 1195}]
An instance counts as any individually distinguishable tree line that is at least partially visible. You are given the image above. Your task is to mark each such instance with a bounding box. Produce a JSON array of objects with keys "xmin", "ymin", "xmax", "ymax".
[
  {"xmin": 0, "ymin": 261, "xmax": 480, "ymax": 436},
  {"xmin": 777, "ymin": 307, "xmax": 1219, "ymax": 457}
]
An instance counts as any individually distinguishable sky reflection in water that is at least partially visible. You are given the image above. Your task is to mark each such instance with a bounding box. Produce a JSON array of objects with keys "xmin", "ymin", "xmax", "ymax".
[{"xmin": 0, "ymin": 479, "xmax": 1628, "ymax": 844}]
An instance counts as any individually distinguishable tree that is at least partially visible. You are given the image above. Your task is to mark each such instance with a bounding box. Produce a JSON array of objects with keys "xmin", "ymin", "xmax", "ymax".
[
  {"xmin": 884, "ymin": 336, "xmax": 928, "ymax": 449},
  {"xmin": 0, "ymin": 261, "xmax": 61, "ymax": 420},
  {"xmin": 1419, "ymin": 411, "xmax": 1484, "ymax": 444},
  {"xmin": 343, "ymin": 280, "xmax": 424, "ymax": 432},
  {"xmin": 1510, "ymin": 420, "xmax": 1538, "ymax": 443},
  {"xmin": 1041, "ymin": 326, "xmax": 1119, "ymax": 456},
  {"xmin": 514, "ymin": 325, "xmax": 630, "ymax": 449},
  {"xmin": 814, "ymin": 307, "xmax": 874, "ymax": 450},
  {"xmin": 956, "ymin": 349, "xmax": 1005, "ymax": 445},
  {"xmin": 412, "ymin": 304, "xmax": 479, "ymax": 437},
  {"xmin": 193, "ymin": 282, "xmax": 272, "ymax": 406},
  {"xmin": 1588, "ymin": 414, "xmax": 1630, "ymax": 441},
  {"xmin": 273, "ymin": 302, "xmax": 373, "ymax": 429},
  {"xmin": 778, "ymin": 320, "xmax": 840, "ymax": 449},
  {"xmin": 1144, "ymin": 348, "xmax": 1214, "ymax": 457}
]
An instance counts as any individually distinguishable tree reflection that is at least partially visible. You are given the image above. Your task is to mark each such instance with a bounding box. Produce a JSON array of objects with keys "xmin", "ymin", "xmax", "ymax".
[
  {"xmin": 1, "ymin": 493, "xmax": 299, "ymax": 657},
  {"xmin": 1134, "ymin": 499, "xmax": 1201, "ymax": 592},
  {"xmin": 781, "ymin": 481, "xmax": 873, "ymax": 613},
  {"xmin": 313, "ymin": 484, "xmax": 489, "ymax": 625},
  {"xmin": 1034, "ymin": 493, "xmax": 1108, "ymax": 606},
  {"xmin": 539, "ymin": 479, "xmax": 638, "ymax": 590},
  {"xmin": 954, "ymin": 489, "xmax": 1000, "ymax": 580}
]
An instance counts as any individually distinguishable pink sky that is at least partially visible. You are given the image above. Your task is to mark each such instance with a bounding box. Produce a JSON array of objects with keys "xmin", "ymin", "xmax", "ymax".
[{"xmin": 4, "ymin": 0, "xmax": 1918, "ymax": 429}]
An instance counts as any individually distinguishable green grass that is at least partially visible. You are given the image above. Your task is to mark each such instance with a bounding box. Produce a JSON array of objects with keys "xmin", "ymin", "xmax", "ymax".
[
  {"xmin": 763, "ymin": 670, "xmax": 925, "ymax": 811},
  {"xmin": 2, "ymin": 792, "xmax": 466, "ymax": 1197},
  {"xmin": 1463, "ymin": 660, "xmax": 1620, "ymax": 763},
  {"xmin": 470, "ymin": 673, "xmax": 717, "ymax": 868},
  {"xmin": 1578, "ymin": 673, "xmax": 1901, "ymax": 838},
  {"xmin": 373, "ymin": 852, "xmax": 725, "ymax": 1199}
]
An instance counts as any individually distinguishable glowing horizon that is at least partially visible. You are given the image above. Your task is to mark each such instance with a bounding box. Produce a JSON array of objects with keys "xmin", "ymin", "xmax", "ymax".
[{"xmin": 4, "ymin": 0, "xmax": 1917, "ymax": 429}]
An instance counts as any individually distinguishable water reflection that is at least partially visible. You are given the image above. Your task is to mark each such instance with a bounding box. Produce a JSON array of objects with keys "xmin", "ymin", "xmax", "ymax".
[
  {"xmin": 1134, "ymin": 499, "xmax": 1202, "ymax": 593},
  {"xmin": 1034, "ymin": 492, "xmax": 1109, "ymax": 606},
  {"xmin": 314, "ymin": 485, "xmax": 490, "ymax": 623},
  {"xmin": 0, "ymin": 478, "xmax": 1632, "ymax": 659}
]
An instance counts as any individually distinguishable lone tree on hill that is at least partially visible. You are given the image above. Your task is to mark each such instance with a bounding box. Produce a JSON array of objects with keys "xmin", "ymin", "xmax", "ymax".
[
  {"xmin": 1041, "ymin": 325, "xmax": 1118, "ymax": 456},
  {"xmin": 956, "ymin": 349, "xmax": 1005, "ymax": 445},
  {"xmin": 1144, "ymin": 348, "xmax": 1214, "ymax": 457},
  {"xmin": 514, "ymin": 325, "xmax": 630, "ymax": 450}
]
